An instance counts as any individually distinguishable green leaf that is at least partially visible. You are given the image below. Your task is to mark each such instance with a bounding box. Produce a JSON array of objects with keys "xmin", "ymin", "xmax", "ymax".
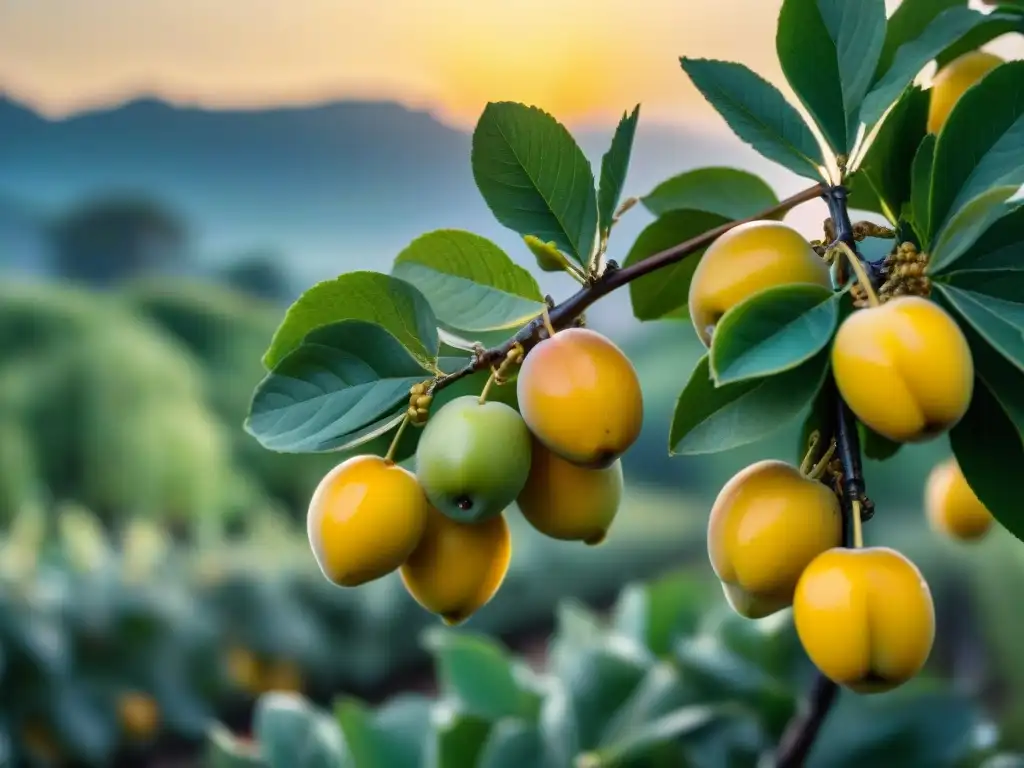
[
  {"xmin": 807, "ymin": 689, "xmax": 989, "ymax": 768},
  {"xmin": 983, "ymin": 756, "xmax": 1024, "ymax": 768},
  {"xmin": 910, "ymin": 134, "xmax": 937, "ymax": 244},
  {"xmin": 472, "ymin": 101, "xmax": 598, "ymax": 265},
  {"xmin": 858, "ymin": 422, "xmax": 903, "ymax": 462},
  {"xmin": 254, "ymin": 693, "xmax": 346, "ymax": 768},
  {"xmin": 944, "ymin": 203, "xmax": 1024, "ymax": 273},
  {"xmin": 945, "ymin": 269, "xmax": 1024, "ymax": 302},
  {"xmin": 477, "ymin": 721, "xmax": 546, "ymax": 768},
  {"xmin": 205, "ymin": 724, "xmax": 268, "ymax": 768},
  {"xmin": 612, "ymin": 573, "xmax": 713, "ymax": 657},
  {"xmin": 683, "ymin": 716, "xmax": 768, "ymax": 768},
  {"xmin": 936, "ymin": 283, "xmax": 1024, "ymax": 371},
  {"xmin": 701, "ymin": 609, "xmax": 808, "ymax": 688},
  {"xmin": 796, "ymin": 378, "xmax": 834, "ymax": 467},
  {"xmin": 709, "ymin": 284, "xmax": 840, "ymax": 386},
  {"xmin": 848, "ymin": 88, "xmax": 929, "ymax": 223},
  {"xmin": 262, "ymin": 271, "xmax": 439, "ymax": 371},
  {"xmin": 371, "ymin": 695, "xmax": 434, "ymax": 768},
  {"xmin": 49, "ymin": 679, "xmax": 119, "ymax": 765},
  {"xmin": 777, "ymin": 0, "xmax": 887, "ymax": 155},
  {"xmin": 599, "ymin": 662, "xmax": 698, "ymax": 749},
  {"xmin": 641, "ymin": 167, "xmax": 779, "ymax": 220},
  {"xmin": 581, "ymin": 706, "xmax": 725, "ymax": 767},
  {"xmin": 950, "ymin": 337, "xmax": 1024, "ymax": 543},
  {"xmin": 670, "ymin": 351, "xmax": 830, "ymax": 456},
  {"xmin": 335, "ymin": 699, "xmax": 391, "ymax": 767},
  {"xmin": 337, "ymin": 696, "xmax": 433, "ymax": 767},
  {"xmin": 935, "ymin": 14, "xmax": 1024, "ymax": 69},
  {"xmin": 422, "ymin": 628, "xmax": 539, "ymax": 722},
  {"xmin": 930, "ymin": 60, "xmax": 1024, "ymax": 244},
  {"xmin": 861, "ymin": 7, "xmax": 1000, "ymax": 130},
  {"xmin": 391, "ymin": 230, "xmax": 544, "ymax": 333},
  {"xmin": 673, "ymin": 638, "xmax": 797, "ymax": 738},
  {"xmin": 551, "ymin": 643, "xmax": 652, "ymax": 752},
  {"xmin": 537, "ymin": 681, "xmax": 578, "ymax": 768},
  {"xmin": 246, "ymin": 320, "xmax": 429, "ymax": 453},
  {"xmin": 598, "ymin": 105, "xmax": 641, "ymax": 235},
  {"xmin": 874, "ymin": 0, "xmax": 969, "ymax": 78},
  {"xmin": 426, "ymin": 708, "xmax": 492, "ymax": 768},
  {"xmin": 551, "ymin": 601, "xmax": 605, "ymax": 661},
  {"xmin": 931, "ymin": 189, "xmax": 1024, "ymax": 274},
  {"xmin": 679, "ymin": 58, "xmax": 826, "ymax": 181},
  {"xmin": 624, "ymin": 210, "xmax": 732, "ymax": 322}
]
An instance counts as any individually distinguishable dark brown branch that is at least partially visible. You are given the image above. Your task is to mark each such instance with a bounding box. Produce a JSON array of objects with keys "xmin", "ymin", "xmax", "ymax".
[
  {"xmin": 773, "ymin": 672, "xmax": 840, "ymax": 767},
  {"xmin": 430, "ymin": 183, "xmax": 826, "ymax": 394}
]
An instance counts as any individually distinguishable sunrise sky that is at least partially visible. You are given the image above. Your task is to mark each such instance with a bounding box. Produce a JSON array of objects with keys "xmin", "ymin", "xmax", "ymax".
[{"xmin": 1, "ymin": 0, "xmax": 1021, "ymax": 129}]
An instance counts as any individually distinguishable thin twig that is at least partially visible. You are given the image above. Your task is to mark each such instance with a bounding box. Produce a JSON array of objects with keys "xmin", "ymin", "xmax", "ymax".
[{"xmin": 429, "ymin": 183, "xmax": 825, "ymax": 394}]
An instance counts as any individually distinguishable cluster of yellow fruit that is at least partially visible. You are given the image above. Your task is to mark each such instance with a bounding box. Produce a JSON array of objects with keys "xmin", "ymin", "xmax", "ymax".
[
  {"xmin": 690, "ymin": 198, "xmax": 991, "ymax": 693},
  {"xmin": 306, "ymin": 326, "xmax": 644, "ymax": 625}
]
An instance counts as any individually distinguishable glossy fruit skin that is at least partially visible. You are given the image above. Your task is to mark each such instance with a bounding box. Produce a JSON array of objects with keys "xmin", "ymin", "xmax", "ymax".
[
  {"xmin": 307, "ymin": 455, "xmax": 429, "ymax": 587},
  {"xmin": 925, "ymin": 457, "xmax": 994, "ymax": 541},
  {"xmin": 928, "ymin": 51, "xmax": 1003, "ymax": 134},
  {"xmin": 516, "ymin": 328, "xmax": 643, "ymax": 469},
  {"xmin": 832, "ymin": 297, "xmax": 974, "ymax": 444},
  {"xmin": 516, "ymin": 439, "xmax": 624, "ymax": 545},
  {"xmin": 708, "ymin": 460, "xmax": 842, "ymax": 619},
  {"xmin": 794, "ymin": 547, "xmax": 935, "ymax": 693},
  {"xmin": 688, "ymin": 220, "xmax": 832, "ymax": 347},
  {"xmin": 415, "ymin": 395, "xmax": 532, "ymax": 523},
  {"xmin": 400, "ymin": 506, "xmax": 511, "ymax": 625}
]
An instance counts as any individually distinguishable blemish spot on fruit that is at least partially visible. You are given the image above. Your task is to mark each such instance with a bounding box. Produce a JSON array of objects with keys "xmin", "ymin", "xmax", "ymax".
[{"xmin": 455, "ymin": 495, "xmax": 473, "ymax": 511}]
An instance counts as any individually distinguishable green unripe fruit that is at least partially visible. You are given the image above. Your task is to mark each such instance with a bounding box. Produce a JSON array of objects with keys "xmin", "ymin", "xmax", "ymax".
[{"xmin": 415, "ymin": 395, "xmax": 532, "ymax": 523}]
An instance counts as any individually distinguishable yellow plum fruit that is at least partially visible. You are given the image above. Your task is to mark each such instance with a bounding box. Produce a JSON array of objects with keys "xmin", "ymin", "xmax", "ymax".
[
  {"xmin": 925, "ymin": 457, "xmax": 994, "ymax": 541},
  {"xmin": 794, "ymin": 547, "xmax": 935, "ymax": 694},
  {"xmin": 831, "ymin": 296, "xmax": 974, "ymax": 444},
  {"xmin": 688, "ymin": 220, "xmax": 832, "ymax": 347},
  {"xmin": 400, "ymin": 506, "xmax": 511, "ymax": 625},
  {"xmin": 928, "ymin": 51, "xmax": 1004, "ymax": 134},
  {"xmin": 517, "ymin": 327, "xmax": 642, "ymax": 469},
  {"xmin": 516, "ymin": 438, "xmax": 624, "ymax": 545},
  {"xmin": 708, "ymin": 460, "xmax": 843, "ymax": 619},
  {"xmin": 307, "ymin": 455, "xmax": 429, "ymax": 587}
]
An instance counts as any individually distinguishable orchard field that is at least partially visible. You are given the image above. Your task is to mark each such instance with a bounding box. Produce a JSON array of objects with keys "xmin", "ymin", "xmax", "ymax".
[{"xmin": 3, "ymin": 0, "xmax": 1024, "ymax": 766}]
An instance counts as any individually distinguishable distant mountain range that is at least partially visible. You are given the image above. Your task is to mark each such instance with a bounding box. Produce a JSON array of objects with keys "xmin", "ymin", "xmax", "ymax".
[{"xmin": 0, "ymin": 94, "xmax": 809, "ymax": 331}]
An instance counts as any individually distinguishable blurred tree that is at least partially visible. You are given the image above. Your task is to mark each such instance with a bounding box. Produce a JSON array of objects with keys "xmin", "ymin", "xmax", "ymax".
[
  {"xmin": 216, "ymin": 250, "xmax": 294, "ymax": 303},
  {"xmin": 49, "ymin": 194, "xmax": 190, "ymax": 286}
]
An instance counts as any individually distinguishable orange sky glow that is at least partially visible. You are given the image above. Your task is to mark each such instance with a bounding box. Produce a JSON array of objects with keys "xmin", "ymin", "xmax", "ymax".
[{"xmin": 0, "ymin": 0, "xmax": 1021, "ymax": 129}]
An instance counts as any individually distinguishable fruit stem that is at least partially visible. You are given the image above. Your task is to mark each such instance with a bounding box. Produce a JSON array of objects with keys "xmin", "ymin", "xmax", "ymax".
[
  {"xmin": 834, "ymin": 241, "xmax": 881, "ymax": 307},
  {"xmin": 852, "ymin": 499, "xmax": 865, "ymax": 549},
  {"xmin": 429, "ymin": 183, "xmax": 825, "ymax": 395},
  {"xmin": 798, "ymin": 431, "xmax": 821, "ymax": 475},
  {"xmin": 478, "ymin": 370, "xmax": 497, "ymax": 404},
  {"xmin": 806, "ymin": 440, "xmax": 837, "ymax": 481},
  {"xmin": 384, "ymin": 415, "xmax": 411, "ymax": 464},
  {"xmin": 540, "ymin": 304, "xmax": 557, "ymax": 338}
]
